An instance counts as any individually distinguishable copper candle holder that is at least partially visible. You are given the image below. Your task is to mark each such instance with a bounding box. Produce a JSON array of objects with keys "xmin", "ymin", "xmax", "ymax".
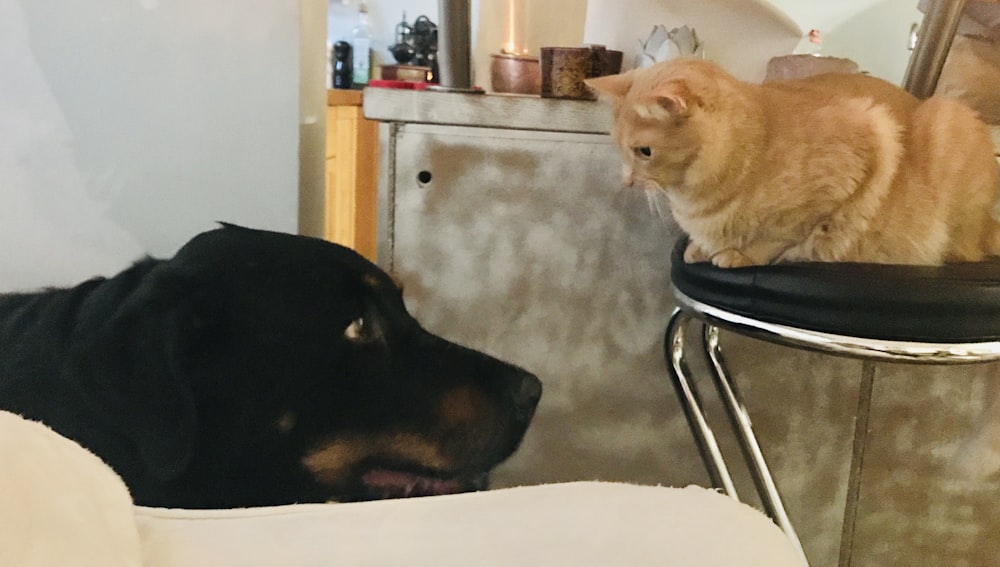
[{"xmin": 489, "ymin": 52, "xmax": 541, "ymax": 95}]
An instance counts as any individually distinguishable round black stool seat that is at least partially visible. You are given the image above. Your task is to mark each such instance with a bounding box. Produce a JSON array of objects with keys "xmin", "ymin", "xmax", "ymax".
[{"xmin": 670, "ymin": 239, "xmax": 1000, "ymax": 343}]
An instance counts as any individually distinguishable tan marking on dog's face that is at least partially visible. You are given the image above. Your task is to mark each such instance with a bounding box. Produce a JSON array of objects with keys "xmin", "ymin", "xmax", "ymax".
[
  {"xmin": 363, "ymin": 270, "xmax": 405, "ymax": 292},
  {"xmin": 301, "ymin": 433, "xmax": 451, "ymax": 485},
  {"xmin": 362, "ymin": 273, "xmax": 381, "ymax": 289},
  {"xmin": 301, "ymin": 441, "xmax": 360, "ymax": 484},
  {"xmin": 438, "ymin": 385, "xmax": 491, "ymax": 429},
  {"xmin": 343, "ymin": 317, "xmax": 365, "ymax": 341},
  {"xmin": 381, "ymin": 434, "xmax": 450, "ymax": 469},
  {"xmin": 274, "ymin": 412, "xmax": 297, "ymax": 435}
]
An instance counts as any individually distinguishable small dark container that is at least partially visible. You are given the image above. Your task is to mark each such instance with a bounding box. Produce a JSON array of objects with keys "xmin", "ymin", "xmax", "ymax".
[
  {"xmin": 333, "ymin": 41, "xmax": 353, "ymax": 90},
  {"xmin": 540, "ymin": 46, "xmax": 604, "ymax": 100}
]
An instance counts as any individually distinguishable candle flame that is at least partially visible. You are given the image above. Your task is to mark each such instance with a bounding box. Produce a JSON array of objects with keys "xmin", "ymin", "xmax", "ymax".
[{"xmin": 505, "ymin": 0, "xmax": 517, "ymax": 53}]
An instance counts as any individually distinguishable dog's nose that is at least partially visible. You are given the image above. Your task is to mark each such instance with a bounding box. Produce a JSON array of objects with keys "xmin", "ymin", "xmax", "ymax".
[{"xmin": 510, "ymin": 372, "xmax": 542, "ymax": 417}]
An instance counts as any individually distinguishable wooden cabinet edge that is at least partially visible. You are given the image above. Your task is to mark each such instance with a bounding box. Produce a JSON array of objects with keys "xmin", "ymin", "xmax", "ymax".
[{"xmin": 325, "ymin": 92, "xmax": 379, "ymax": 262}]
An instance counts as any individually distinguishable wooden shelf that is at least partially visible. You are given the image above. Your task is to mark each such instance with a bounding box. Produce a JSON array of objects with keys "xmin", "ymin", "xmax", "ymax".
[
  {"xmin": 327, "ymin": 89, "xmax": 363, "ymax": 107},
  {"xmin": 325, "ymin": 90, "xmax": 378, "ymax": 261}
]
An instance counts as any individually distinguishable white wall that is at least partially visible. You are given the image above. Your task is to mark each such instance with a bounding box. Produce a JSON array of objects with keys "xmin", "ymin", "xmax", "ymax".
[
  {"xmin": 1, "ymin": 0, "xmax": 308, "ymax": 292},
  {"xmin": 584, "ymin": 0, "xmax": 802, "ymax": 82},
  {"xmin": 584, "ymin": 0, "xmax": 924, "ymax": 84},
  {"xmin": 769, "ymin": 0, "xmax": 923, "ymax": 83}
]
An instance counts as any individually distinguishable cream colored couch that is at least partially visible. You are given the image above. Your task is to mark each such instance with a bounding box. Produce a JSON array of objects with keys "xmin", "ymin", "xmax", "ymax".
[{"xmin": 0, "ymin": 411, "xmax": 804, "ymax": 566}]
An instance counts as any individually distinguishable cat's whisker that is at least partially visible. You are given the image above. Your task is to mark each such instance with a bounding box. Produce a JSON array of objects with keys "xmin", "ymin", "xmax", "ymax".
[
  {"xmin": 654, "ymin": 194, "xmax": 669, "ymax": 220},
  {"xmin": 643, "ymin": 189, "xmax": 658, "ymax": 217},
  {"xmin": 644, "ymin": 187, "xmax": 670, "ymax": 220}
]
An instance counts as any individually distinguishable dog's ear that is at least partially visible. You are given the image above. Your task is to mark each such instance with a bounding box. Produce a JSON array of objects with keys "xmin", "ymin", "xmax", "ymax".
[{"xmin": 72, "ymin": 267, "xmax": 217, "ymax": 483}]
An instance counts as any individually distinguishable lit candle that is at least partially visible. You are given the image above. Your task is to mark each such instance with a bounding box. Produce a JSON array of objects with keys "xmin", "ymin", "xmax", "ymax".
[
  {"xmin": 503, "ymin": 0, "xmax": 529, "ymax": 55},
  {"xmin": 504, "ymin": 0, "xmax": 517, "ymax": 54}
]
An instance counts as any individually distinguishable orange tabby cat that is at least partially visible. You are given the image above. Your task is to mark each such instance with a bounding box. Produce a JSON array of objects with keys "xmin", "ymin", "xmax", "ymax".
[{"xmin": 586, "ymin": 57, "xmax": 1000, "ymax": 267}]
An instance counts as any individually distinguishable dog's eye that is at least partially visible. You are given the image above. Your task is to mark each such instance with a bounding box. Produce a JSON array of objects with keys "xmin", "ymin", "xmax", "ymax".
[
  {"xmin": 344, "ymin": 317, "xmax": 365, "ymax": 341},
  {"xmin": 634, "ymin": 146, "xmax": 653, "ymax": 159}
]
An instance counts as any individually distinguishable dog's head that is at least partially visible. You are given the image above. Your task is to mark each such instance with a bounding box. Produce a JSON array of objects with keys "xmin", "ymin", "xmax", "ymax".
[{"xmin": 83, "ymin": 225, "xmax": 540, "ymax": 507}]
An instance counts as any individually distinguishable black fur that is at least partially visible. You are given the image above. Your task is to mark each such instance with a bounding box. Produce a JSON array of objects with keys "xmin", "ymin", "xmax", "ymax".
[{"xmin": 0, "ymin": 225, "xmax": 540, "ymax": 508}]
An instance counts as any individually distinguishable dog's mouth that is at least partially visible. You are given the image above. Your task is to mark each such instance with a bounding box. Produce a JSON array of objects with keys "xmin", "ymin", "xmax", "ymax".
[
  {"xmin": 302, "ymin": 435, "xmax": 497, "ymax": 502},
  {"xmin": 358, "ymin": 461, "xmax": 488, "ymax": 500}
]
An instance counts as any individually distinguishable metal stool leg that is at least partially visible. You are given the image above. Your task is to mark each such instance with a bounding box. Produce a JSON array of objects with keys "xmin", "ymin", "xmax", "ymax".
[
  {"xmin": 702, "ymin": 324, "xmax": 808, "ymax": 564},
  {"xmin": 664, "ymin": 308, "xmax": 739, "ymax": 498},
  {"xmin": 902, "ymin": 0, "xmax": 967, "ymax": 98}
]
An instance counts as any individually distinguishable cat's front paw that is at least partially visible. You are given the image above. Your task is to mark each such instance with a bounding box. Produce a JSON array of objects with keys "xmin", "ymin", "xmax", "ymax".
[
  {"xmin": 711, "ymin": 248, "xmax": 754, "ymax": 268},
  {"xmin": 683, "ymin": 242, "xmax": 713, "ymax": 264}
]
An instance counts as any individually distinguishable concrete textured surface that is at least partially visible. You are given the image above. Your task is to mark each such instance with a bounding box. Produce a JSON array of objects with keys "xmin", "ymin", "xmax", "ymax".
[{"xmin": 380, "ymin": 122, "xmax": 1000, "ymax": 566}]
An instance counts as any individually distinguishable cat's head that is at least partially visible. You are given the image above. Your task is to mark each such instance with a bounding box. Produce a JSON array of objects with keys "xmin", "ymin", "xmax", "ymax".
[{"xmin": 586, "ymin": 58, "xmax": 736, "ymax": 196}]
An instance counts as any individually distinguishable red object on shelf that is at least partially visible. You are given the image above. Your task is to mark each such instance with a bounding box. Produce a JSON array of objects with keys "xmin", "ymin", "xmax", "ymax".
[{"xmin": 367, "ymin": 79, "xmax": 432, "ymax": 90}]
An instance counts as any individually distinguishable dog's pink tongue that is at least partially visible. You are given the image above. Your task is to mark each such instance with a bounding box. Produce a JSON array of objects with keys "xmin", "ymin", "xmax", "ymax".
[{"xmin": 362, "ymin": 469, "xmax": 463, "ymax": 498}]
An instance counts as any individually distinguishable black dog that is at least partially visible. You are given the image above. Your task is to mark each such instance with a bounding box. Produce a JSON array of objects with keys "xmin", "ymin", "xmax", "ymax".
[{"xmin": 0, "ymin": 225, "xmax": 541, "ymax": 508}]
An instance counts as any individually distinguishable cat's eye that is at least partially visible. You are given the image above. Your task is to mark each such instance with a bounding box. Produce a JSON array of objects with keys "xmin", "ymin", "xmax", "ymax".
[
  {"xmin": 634, "ymin": 146, "xmax": 653, "ymax": 159},
  {"xmin": 344, "ymin": 317, "xmax": 365, "ymax": 341}
]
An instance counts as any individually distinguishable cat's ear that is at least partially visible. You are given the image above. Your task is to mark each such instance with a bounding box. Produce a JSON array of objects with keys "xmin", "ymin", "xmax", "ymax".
[
  {"xmin": 635, "ymin": 94, "xmax": 689, "ymax": 121},
  {"xmin": 654, "ymin": 94, "xmax": 688, "ymax": 117},
  {"xmin": 585, "ymin": 71, "xmax": 634, "ymax": 99},
  {"xmin": 648, "ymin": 81, "xmax": 694, "ymax": 118}
]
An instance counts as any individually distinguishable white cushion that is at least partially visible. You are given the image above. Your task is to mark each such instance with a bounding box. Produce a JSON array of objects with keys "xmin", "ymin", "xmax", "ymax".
[
  {"xmin": 0, "ymin": 411, "xmax": 142, "ymax": 566},
  {"xmin": 136, "ymin": 482, "xmax": 804, "ymax": 567},
  {"xmin": 0, "ymin": 410, "xmax": 804, "ymax": 566}
]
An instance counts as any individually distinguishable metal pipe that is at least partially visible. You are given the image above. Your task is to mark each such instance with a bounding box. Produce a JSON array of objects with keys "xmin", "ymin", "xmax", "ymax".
[
  {"xmin": 902, "ymin": 0, "xmax": 967, "ymax": 98},
  {"xmin": 703, "ymin": 325, "xmax": 809, "ymax": 565},
  {"xmin": 664, "ymin": 310, "xmax": 740, "ymax": 498},
  {"xmin": 431, "ymin": 0, "xmax": 483, "ymax": 93}
]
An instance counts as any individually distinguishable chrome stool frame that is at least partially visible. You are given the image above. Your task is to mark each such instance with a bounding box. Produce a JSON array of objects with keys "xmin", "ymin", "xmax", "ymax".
[{"xmin": 665, "ymin": 291, "xmax": 1000, "ymax": 565}]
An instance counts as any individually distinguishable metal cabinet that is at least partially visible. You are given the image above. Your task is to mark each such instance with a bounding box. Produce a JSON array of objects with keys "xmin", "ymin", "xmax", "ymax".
[{"xmin": 364, "ymin": 89, "xmax": 1000, "ymax": 567}]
